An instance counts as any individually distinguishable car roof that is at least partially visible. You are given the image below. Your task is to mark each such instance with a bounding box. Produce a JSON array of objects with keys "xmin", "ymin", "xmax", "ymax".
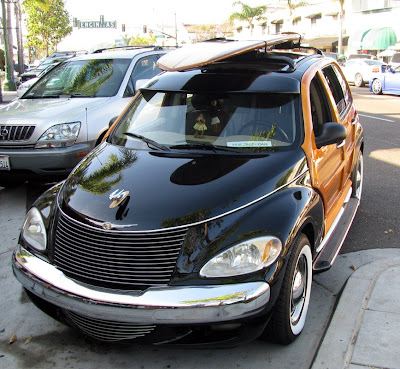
[{"xmin": 147, "ymin": 36, "xmax": 325, "ymax": 94}]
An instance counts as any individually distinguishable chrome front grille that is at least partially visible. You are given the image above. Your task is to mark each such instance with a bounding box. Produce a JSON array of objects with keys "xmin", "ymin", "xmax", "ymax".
[
  {"xmin": 54, "ymin": 211, "xmax": 187, "ymax": 289},
  {"xmin": 0, "ymin": 125, "xmax": 35, "ymax": 142},
  {"xmin": 65, "ymin": 310, "xmax": 156, "ymax": 341}
]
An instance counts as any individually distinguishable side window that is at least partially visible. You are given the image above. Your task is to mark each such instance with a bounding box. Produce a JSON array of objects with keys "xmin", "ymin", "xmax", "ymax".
[
  {"xmin": 321, "ymin": 64, "xmax": 351, "ymax": 117},
  {"xmin": 124, "ymin": 55, "xmax": 162, "ymax": 97},
  {"xmin": 310, "ymin": 75, "xmax": 334, "ymax": 137}
]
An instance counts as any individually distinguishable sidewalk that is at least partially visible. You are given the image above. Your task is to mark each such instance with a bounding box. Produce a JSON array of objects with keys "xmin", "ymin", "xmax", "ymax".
[{"xmin": 312, "ymin": 254, "xmax": 400, "ymax": 369}]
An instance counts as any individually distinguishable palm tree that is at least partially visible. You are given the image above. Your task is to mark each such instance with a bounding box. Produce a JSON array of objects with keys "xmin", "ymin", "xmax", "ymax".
[
  {"xmin": 286, "ymin": 0, "xmax": 308, "ymax": 17},
  {"xmin": 229, "ymin": 1, "xmax": 267, "ymax": 36},
  {"xmin": 283, "ymin": 0, "xmax": 308, "ymax": 29}
]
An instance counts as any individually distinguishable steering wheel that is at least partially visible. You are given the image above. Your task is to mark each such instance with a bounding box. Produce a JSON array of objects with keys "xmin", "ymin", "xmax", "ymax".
[{"xmin": 238, "ymin": 120, "xmax": 290, "ymax": 142}]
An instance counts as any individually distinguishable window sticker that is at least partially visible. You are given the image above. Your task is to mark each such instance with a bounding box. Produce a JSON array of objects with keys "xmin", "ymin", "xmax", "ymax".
[{"xmin": 227, "ymin": 141, "xmax": 272, "ymax": 148}]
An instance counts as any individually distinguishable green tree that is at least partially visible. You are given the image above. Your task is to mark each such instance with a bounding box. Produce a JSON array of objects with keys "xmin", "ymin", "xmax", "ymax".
[
  {"xmin": 119, "ymin": 34, "xmax": 157, "ymax": 47},
  {"xmin": 285, "ymin": 0, "xmax": 308, "ymax": 16},
  {"xmin": 22, "ymin": 0, "xmax": 72, "ymax": 57},
  {"xmin": 229, "ymin": 1, "xmax": 267, "ymax": 35}
]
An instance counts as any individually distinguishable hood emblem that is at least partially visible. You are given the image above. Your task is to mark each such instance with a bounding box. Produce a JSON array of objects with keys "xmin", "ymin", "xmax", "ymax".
[{"xmin": 109, "ymin": 189, "xmax": 130, "ymax": 209}]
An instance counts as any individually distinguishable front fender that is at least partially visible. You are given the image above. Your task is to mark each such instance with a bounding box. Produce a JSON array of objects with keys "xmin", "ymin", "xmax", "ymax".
[{"xmin": 176, "ymin": 179, "xmax": 324, "ymax": 277}]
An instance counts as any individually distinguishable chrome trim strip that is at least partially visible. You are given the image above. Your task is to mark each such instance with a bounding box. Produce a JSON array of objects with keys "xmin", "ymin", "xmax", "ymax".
[
  {"xmin": 57, "ymin": 168, "xmax": 309, "ymax": 233},
  {"xmin": 316, "ymin": 187, "xmax": 355, "ymax": 253},
  {"xmin": 13, "ymin": 246, "xmax": 270, "ymax": 324}
]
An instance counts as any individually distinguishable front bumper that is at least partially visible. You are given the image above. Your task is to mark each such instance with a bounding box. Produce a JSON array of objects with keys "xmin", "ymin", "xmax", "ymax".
[
  {"xmin": 0, "ymin": 142, "xmax": 91, "ymax": 177},
  {"xmin": 13, "ymin": 246, "xmax": 271, "ymax": 324}
]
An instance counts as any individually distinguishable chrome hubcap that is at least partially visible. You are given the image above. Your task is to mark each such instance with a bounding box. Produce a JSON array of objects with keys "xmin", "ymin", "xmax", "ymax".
[
  {"xmin": 355, "ymin": 155, "xmax": 364, "ymax": 199},
  {"xmin": 291, "ymin": 254, "xmax": 307, "ymax": 325}
]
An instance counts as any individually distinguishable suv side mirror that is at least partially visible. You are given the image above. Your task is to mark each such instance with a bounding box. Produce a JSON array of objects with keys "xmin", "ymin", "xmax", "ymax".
[
  {"xmin": 135, "ymin": 79, "xmax": 149, "ymax": 91},
  {"xmin": 109, "ymin": 116, "xmax": 118, "ymax": 128},
  {"xmin": 315, "ymin": 122, "xmax": 347, "ymax": 149}
]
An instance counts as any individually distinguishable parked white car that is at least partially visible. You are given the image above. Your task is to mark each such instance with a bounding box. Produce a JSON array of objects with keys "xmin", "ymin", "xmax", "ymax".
[
  {"xmin": 0, "ymin": 47, "xmax": 170, "ymax": 187},
  {"xmin": 342, "ymin": 59, "xmax": 389, "ymax": 87}
]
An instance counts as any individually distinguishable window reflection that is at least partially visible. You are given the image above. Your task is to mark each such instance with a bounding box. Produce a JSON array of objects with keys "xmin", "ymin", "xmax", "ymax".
[{"xmin": 25, "ymin": 59, "xmax": 131, "ymax": 98}]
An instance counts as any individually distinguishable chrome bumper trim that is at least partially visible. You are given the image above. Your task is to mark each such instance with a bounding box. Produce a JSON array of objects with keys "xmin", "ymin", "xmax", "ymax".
[{"xmin": 13, "ymin": 246, "xmax": 270, "ymax": 324}]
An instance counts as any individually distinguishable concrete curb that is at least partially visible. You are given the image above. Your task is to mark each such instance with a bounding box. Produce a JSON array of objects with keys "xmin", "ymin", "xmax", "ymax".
[{"xmin": 312, "ymin": 257, "xmax": 400, "ymax": 369}]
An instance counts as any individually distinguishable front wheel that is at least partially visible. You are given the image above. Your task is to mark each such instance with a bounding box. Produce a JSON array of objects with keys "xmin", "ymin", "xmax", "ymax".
[
  {"xmin": 371, "ymin": 79, "xmax": 383, "ymax": 95},
  {"xmin": 267, "ymin": 234, "xmax": 312, "ymax": 344}
]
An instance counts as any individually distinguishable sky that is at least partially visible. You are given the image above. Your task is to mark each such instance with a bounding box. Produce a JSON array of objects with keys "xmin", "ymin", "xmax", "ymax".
[
  {"xmin": 63, "ymin": 0, "xmax": 274, "ymax": 25},
  {"xmin": 59, "ymin": 0, "xmax": 325, "ymax": 51},
  {"xmin": 58, "ymin": 0, "xmax": 279, "ymax": 50}
]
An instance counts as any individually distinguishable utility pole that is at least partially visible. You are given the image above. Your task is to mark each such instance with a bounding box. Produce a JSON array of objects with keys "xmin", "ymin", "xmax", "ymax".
[{"xmin": 1, "ymin": 0, "xmax": 16, "ymax": 91}]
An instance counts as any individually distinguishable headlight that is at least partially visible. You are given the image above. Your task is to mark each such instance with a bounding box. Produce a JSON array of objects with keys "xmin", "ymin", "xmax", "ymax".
[
  {"xmin": 200, "ymin": 236, "xmax": 282, "ymax": 278},
  {"xmin": 35, "ymin": 122, "xmax": 81, "ymax": 148},
  {"xmin": 21, "ymin": 208, "xmax": 47, "ymax": 252}
]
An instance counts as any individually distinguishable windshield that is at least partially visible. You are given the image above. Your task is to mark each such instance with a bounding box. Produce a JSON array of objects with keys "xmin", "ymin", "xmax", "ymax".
[
  {"xmin": 110, "ymin": 91, "xmax": 301, "ymax": 153},
  {"xmin": 24, "ymin": 58, "xmax": 131, "ymax": 98}
]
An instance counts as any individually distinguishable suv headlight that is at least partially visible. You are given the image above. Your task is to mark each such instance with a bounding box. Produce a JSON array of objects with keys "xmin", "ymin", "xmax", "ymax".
[
  {"xmin": 200, "ymin": 236, "xmax": 282, "ymax": 278},
  {"xmin": 21, "ymin": 208, "xmax": 47, "ymax": 252},
  {"xmin": 35, "ymin": 122, "xmax": 81, "ymax": 148}
]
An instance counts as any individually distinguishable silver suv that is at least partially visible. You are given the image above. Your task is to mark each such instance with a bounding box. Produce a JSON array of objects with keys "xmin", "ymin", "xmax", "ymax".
[{"xmin": 0, "ymin": 47, "xmax": 169, "ymax": 187}]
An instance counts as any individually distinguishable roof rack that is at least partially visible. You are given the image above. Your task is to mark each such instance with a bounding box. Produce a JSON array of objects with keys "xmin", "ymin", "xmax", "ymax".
[
  {"xmin": 92, "ymin": 45, "xmax": 174, "ymax": 53},
  {"xmin": 201, "ymin": 48, "xmax": 322, "ymax": 73},
  {"xmin": 47, "ymin": 50, "xmax": 88, "ymax": 58}
]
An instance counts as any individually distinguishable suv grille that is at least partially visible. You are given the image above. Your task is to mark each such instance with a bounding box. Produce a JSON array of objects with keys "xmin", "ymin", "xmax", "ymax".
[
  {"xmin": 0, "ymin": 125, "xmax": 35, "ymax": 142},
  {"xmin": 54, "ymin": 211, "xmax": 187, "ymax": 290}
]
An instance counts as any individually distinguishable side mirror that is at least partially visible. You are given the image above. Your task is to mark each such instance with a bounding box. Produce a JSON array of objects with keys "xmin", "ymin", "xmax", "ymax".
[
  {"xmin": 315, "ymin": 122, "xmax": 347, "ymax": 149},
  {"xmin": 109, "ymin": 116, "xmax": 118, "ymax": 128},
  {"xmin": 135, "ymin": 79, "xmax": 148, "ymax": 91}
]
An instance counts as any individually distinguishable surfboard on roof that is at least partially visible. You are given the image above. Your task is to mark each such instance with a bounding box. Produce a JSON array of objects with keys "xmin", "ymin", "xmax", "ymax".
[{"xmin": 157, "ymin": 34, "xmax": 301, "ymax": 72}]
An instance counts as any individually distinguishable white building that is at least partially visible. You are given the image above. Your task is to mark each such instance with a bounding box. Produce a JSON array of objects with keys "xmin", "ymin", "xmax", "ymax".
[{"xmin": 231, "ymin": 0, "xmax": 400, "ymax": 57}]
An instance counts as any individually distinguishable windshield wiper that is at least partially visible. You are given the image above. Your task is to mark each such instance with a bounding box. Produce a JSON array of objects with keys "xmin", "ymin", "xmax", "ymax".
[
  {"xmin": 170, "ymin": 143, "xmax": 238, "ymax": 153},
  {"xmin": 24, "ymin": 93, "xmax": 90, "ymax": 99},
  {"xmin": 124, "ymin": 132, "xmax": 170, "ymax": 151}
]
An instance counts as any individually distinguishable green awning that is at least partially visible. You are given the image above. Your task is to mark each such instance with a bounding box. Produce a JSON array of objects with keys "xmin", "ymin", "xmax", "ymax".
[
  {"xmin": 348, "ymin": 29, "xmax": 371, "ymax": 50},
  {"xmin": 361, "ymin": 27, "xmax": 397, "ymax": 50}
]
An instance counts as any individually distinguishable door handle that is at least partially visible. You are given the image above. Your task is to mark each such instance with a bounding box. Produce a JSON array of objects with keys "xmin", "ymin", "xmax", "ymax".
[{"xmin": 336, "ymin": 140, "xmax": 345, "ymax": 149}]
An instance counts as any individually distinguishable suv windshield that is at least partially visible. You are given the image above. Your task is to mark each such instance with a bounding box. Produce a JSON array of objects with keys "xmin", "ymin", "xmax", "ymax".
[
  {"xmin": 24, "ymin": 58, "xmax": 131, "ymax": 98},
  {"xmin": 111, "ymin": 90, "xmax": 301, "ymax": 153}
]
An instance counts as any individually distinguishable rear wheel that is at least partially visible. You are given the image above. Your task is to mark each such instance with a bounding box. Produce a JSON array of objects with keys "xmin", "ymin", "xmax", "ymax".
[
  {"xmin": 351, "ymin": 152, "xmax": 364, "ymax": 199},
  {"xmin": 354, "ymin": 73, "xmax": 364, "ymax": 87},
  {"xmin": 267, "ymin": 233, "xmax": 312, "ymax": 344},
  {"xmin": 371, "ymin": 79, "xmax": 383, "ymax": 95}
]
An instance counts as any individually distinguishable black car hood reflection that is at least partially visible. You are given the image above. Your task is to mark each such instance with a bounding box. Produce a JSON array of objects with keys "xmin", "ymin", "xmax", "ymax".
[{"xmin": 60, "ymin": 143, "xmax": 308, "ymax": 231}]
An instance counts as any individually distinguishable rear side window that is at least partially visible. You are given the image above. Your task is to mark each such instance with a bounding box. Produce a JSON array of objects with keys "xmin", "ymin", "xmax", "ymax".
[{"xmin": 322, "ymin": 64, "xmax": 352, "ymax": 117}]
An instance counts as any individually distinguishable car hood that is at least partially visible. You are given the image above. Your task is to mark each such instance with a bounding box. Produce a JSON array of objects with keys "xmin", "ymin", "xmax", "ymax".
[
  {"xmin": 0, "ymin": 96, "xmax": 110, "ymax": 124},
  {"xmin": 58, "ymin": 143, "xmax": 308, "ymax": 231}
]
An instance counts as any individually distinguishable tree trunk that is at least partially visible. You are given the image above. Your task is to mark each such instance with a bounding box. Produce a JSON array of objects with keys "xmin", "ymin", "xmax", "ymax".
[
  {"xmin": 15, "ymin": 1, "xmax": 24, "ymax": 75},
  {"xmin": 6, "ymin": 1, "xmax": 14, "ymax": 77}
]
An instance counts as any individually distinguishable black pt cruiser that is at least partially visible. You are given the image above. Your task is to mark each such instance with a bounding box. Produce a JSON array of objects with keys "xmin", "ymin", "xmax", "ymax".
[{"xmin": 13, "ymin": 35, "xmax": 364, "ymax": 346}]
